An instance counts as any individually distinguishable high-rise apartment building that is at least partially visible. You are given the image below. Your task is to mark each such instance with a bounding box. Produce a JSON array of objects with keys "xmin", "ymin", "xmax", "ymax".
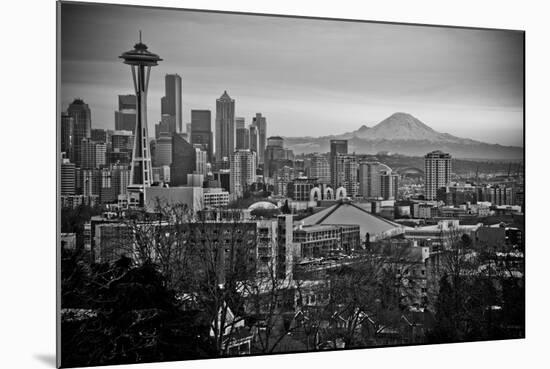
[
  {"xmin": 67, "ymin": 98, "xmax": 92, "ymax": 168},
  {"xmin": 80, "ymin": 138, "xmax": 97, "ymax": 170},
  {"xmin": 333, "ymin": 154, "xmax": 358, "ymax": 198},
  {"xmin": 81, "ymin": 169, "xmax": 101, "ymax": 197},
  {"xmin": 111, "ymin": 164, "xmax": 131, "ymax": 197},
  {"xmin": 380, "ymin": 172, "xmax": 399, "ymax": 200},
  {"xmin": 95, "ymin": 142, "xmax": 107, "ymax": 168},
  {"xmin": 80, "ymin": 139, "xmax": 106, "ymax": 169},
  {"xmin": 274, "ymin": 166, "xmax": 295, "ymax": 197},
  {"xmin": 194, "ymin": 146, "xmax": 208, "ymax": 176},
  {"xmin": 99, "ymin": 168, "xmax": 116, "ymax": 203},
  {"xmin": 310, "ymin": 154, "xmax": 330, "ymax": 184},
  {"xmin": 161, "ymin": 74, "xmax": 182, "ymax": 133},
  {"xmin": 424, "ymin": 150, "xmax": 452, "ymax": 200},
  {"xmin": 230, "ymin": 149, "xmax": 257, "ymax": 199},
  {"xmin": 358, "ymin": 161, "xmax": 399, "ymax": 200},
  {"xmin": 114, "ymin": 94, "xmax": 137, "ymax": 133},
  {"xmin": 190, "ymin": 109, "xmax": 213, "ymax": 162},
  {"xmin": 215, "ymin": 91, "xmax": 235, "ymax": 161},
  {"xmin": 61, "ymin": 158, "xmax": 76, "ymax": 195}
]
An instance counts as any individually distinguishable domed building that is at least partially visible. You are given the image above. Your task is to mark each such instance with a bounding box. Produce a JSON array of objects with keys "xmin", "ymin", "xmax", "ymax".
[{"xmin": 248, "ymin": 201, "xmax": 279, "ymax": 211}]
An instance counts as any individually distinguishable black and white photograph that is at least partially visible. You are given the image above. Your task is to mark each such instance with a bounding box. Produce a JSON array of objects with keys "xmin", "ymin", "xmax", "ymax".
[{"xmin": 56, "ymin": 1, "xmax": 525, "ymax": 367}]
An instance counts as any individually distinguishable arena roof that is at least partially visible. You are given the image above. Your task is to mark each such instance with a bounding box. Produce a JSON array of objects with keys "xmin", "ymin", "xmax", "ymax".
[{"xmin": 300, "ymin": 199, "xmax": 405, "ymax": 240}]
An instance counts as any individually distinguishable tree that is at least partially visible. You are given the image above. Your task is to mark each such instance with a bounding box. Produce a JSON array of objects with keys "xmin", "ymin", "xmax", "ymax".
[
  {"xmin": 426, "ymin": 227, "xmax": 524, "ymax": 343},
  {"xmin": 61, "ymin": 248, "xmax": 91, "ymax": 308},
  {"xmin": 281, "ymin": 200, "xmax": 291, "ymax": 214},
  {"xmin": 320, "ymin": 258, "xmax": 392, "ymax": 348},
  {"xmin": 120, "ymin": 202, "xmax": 259, "ymax": 356},
  {"xmin": 242, "ymin": 260, "xmax": 303, "ymax": 354},
  {"xmin": 61, "ymin": 258, "xmax": 216, "ymax": 367},
  {"xmin": 61, "ymin": 204, "xmax": 102, "ymax": 248}
]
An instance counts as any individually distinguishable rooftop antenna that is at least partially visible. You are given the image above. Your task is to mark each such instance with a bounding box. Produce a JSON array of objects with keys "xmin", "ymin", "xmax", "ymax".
[{"xmin": 139, "ymin": 30, "xmax": 142, "ymax": 43}]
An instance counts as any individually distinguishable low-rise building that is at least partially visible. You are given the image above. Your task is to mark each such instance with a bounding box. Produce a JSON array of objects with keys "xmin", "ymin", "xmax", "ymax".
[
  {"xmin": 144, "ymin": 186, "xmax": 204, "ymax": 213},
  {"xmin": 404, "ymin": 219, "xmax": 482, "ymax": 251},
  {"xmin": 61, "ymin": 195, "xmax": 99, "ymax": 209},
  {"xmin": 293, "ymin": 224, "xmax": 360, "ymax": 258},
  {"xmin": 203, "ymin": 188, "xmax": 230, "ymax": 208}
]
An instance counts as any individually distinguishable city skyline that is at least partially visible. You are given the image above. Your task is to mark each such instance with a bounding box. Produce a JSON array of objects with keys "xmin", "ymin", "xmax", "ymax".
[
  {"xmin": 61, "ymin": 3, "xmax": 523, "ymax": 147},
  {"xmin": 57, "ymin": 3, "xmax": 525, "ymax": 366}
]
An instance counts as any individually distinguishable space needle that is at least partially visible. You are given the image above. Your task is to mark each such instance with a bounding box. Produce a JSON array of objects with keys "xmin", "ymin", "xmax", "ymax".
[{"xmin": 119, "ymin": 32, "xmax": 162, "ymax": 208}]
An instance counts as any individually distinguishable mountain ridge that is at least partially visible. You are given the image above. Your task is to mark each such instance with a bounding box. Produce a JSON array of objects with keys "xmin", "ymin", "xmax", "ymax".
[{"xmin": 283, "ymin": 112, "xmax": 522, "ymax": 160}]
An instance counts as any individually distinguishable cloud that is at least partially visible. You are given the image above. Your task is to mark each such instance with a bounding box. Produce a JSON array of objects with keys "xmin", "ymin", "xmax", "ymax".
[{"xmin": 60, "ymin": 2, "xmax": 524, "ymax": 146}]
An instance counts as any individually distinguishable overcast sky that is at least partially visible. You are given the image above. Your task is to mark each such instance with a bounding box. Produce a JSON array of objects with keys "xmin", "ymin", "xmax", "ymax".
[{"xmin": 60, "ymin": 2, "xmax": 524, "ymax": 146}]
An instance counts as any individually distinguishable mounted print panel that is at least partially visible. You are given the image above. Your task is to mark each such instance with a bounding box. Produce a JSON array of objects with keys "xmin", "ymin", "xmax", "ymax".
[{"xmin": 57, "ymin": 1, "xmax": 525, "ymax": 367}]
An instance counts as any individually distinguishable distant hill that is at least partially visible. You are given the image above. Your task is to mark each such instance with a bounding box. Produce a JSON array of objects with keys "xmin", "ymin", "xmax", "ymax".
[{"xmin": 284, "ymin": 112, "xmax": 523, "ymax": 160}]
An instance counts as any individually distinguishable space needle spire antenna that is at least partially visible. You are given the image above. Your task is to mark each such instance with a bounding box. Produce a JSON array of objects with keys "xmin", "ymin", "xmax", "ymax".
[{"xmin": 119, "ymin": 32, "xmax": 162, "ymax": 208}]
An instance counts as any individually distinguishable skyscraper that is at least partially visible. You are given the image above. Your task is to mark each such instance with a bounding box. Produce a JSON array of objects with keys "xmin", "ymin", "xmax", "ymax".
[
  {"xmin": 330, "ymin": 139, "xmax": 348, "ymax": 157},
  {"xmin": 358, "ymin": 161, "xmax": 395, "ymax": 199},
  {"xmin": 80, "ymin": 138, "xmax": 97, "ymax": 170},
  {"xmin": 190, "ymin": 109, "xmax": 213, "ymax": 162},
  {"xmin": 194, "ymin": 146, "xmax": 208, "ymax": 176},
  {"xmin": 252, "ymin": 113, "xmax": 267, "ymax": 165},
  {"xmin": 114, "ymin": 94, "xmax": 137, "ymax": 133},
  {"xmin": 235, "ymin": 120, "xmax": 250, "ymax": 150},
  {"xmin": 274, "ymin": 165, "xmax": 295, "ymax": 197},
  {"xmin": 91, "ymin": 128, "xmax": 107, "ymax": 143},
  {"xmin": 155, "ymin": 114, "xmax": 177, "ymax": 139},
  {"xmin": 215, "ymin": 91, "xmax": 235, "ymax": 161},
  {"xmin": 249, "ymin": 124, "xmax": 259, "ymax": 155},
  {"xmin": 61, "ymin": 157, "xmax": 76, "ymax": 195},
  {"xmin": 310, "ymin": 154, "xmax": 330, "ymax": 184},
  {"xmin": 153, "ymin": 133, "xmax": 172, "ymax": 167},
  {"xmin": 424, "ymin": 150, "xmax": 452, "ymax": 200},
  {"xmin": 334, "ymin": 154, "xmax": 358, "ymax": 198},
  {"xmin": 119, "ymin": 34, "xmax": 162, "ymax": 207},
  {"xmin": 170, "ymin": 133, "xmax": 196, "ymax": 186},
  {"xmin": 111, "ymin": 164, "xmax": 131, "ymax": 197},
  {"xmin": 330, "ymin": 139, "xmax": 348, "ymax": 189},
  {"xmin": 95, "ymin": 142, "xmax": 107, "ymax": 168},
  {"xmin": 161, "ymin": 74, "xmax": 183, "ymax": 133},
  {"xmin": 61, "ymin": 113, "xmax": 74, "ymax": 162},
  {"xmin": 67, "ymin": 98, "xmax": 91, "ymax": 168},
  {"xmin": 264, "ymin": 136, "xmax": 286, "ymax": 178},
  {"xmin": 230, "ymin": 149, "xmax": 257, "ymax": 199},
  {"xmin": 109, "ymin": 130, "xmax": 133, "ymax": 165},
  {"xmin": 235, "ymin": 117, "xmax": 245, "ymax": 129},
  {"xmin": 381, "ymin": 172, "xmax": 399, "ymax": 200},
  {"xmin": 99, "ymin": 168, "xmax": 116, "ymax": 203}
]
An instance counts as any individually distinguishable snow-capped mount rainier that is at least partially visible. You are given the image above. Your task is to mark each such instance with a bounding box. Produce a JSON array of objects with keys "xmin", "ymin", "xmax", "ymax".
[{"xmin": 283, "ymin": 112, "xmax": 523, "ymax": 160}]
